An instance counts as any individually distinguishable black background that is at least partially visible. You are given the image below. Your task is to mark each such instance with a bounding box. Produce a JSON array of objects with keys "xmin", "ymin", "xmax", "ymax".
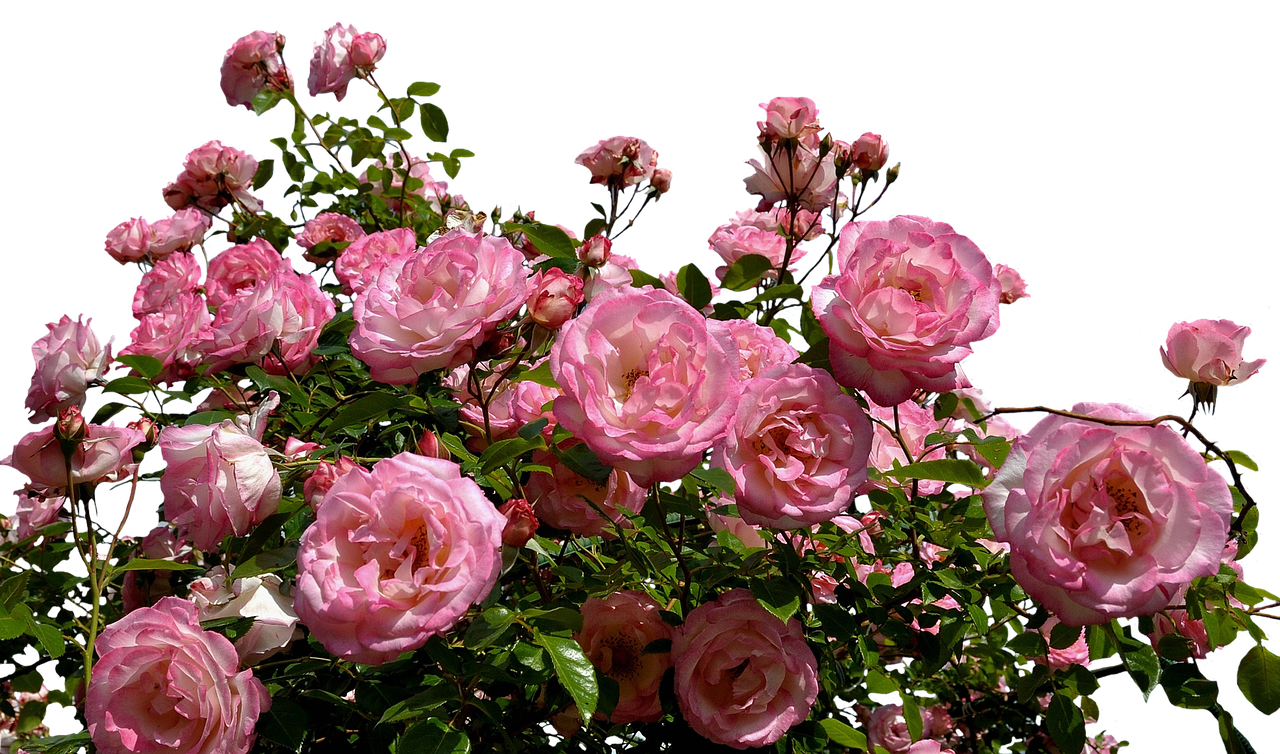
[{"xmin": 10, "ymin": 14, "xmax": 1269, "ymax": 747}]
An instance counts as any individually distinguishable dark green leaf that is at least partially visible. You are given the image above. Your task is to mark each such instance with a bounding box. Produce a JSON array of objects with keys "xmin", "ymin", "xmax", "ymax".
[
  {"xmin": 1161, "ymin": 663, "xmax": 1219, "ymax": 709},
  {"xmin": 1049, "ymin": 621, "xmax": 1085, "ymax": 650},
  {"xmin": 751, "ymin": 579, "xmax": 802, "ymax": 622},
  {"xmin": 116, "ymin": 354, "xmax": 163, "ymax": 380},
  {"xmin": 536, "ymin": 632, "xmax": 598, "ymax": 720},
  {"xmin": 1114, "ymin": 628, "xmax": 1160, "ymax": 700},
  {"xmin": 1046, "ymin": 694, "xmax": 1085, "ymax": 754},
  {"xmin": 933, "ymin": 393, "xmax": 959, "ymax": 420},
  {"xmin": 819, "ymin": 718, "xmax": 868, "ymax": 749},
  {"xmin": 629, "ymin": 269, "xmax": 665, "ymax": 290},
  {"xmin": 396, "ymin": 718, "xmax": 471, "ymax": 754},
  {"xmin": 10, "ymin": 671, "xmax": 43, "ymax": 693},
  {"xmin": 554, "ymin": 443, "xmax": 612, "ymax": 486},
  {"xmin": 232, "ymin": 546, "xmax": 299, "ymax": 580},
  {"xmin": 9, "ymin": 732, "xmax": 91, "ymax": 754},
  {"xmin": 245, "ymin": 365, "xmax": 307, "ymax": 405},
  {"xmin": 91, "ymin": 402, "xmax": 129, "ymax": 424},
  {"xmin": 688, "ymin": 466, "xmax": 736, "ymax": 494},
  {"xmin": 719, "ymin": 254, "xmax": 775, "ymax": 291},
  {"xmin": 750, "ymin": 283, "xmax": 804, "ymax": 304},
  {"xmin": 901, "ymin": 694, "xmax": 923, "ymax": 741},
  {"xmin": 251, "ymin": 89, "xmax": 282, "ymax": 115},
  {"xmin": 883, "ymin": 459, "xmax": 988, "ymax": 488},
  {"xmin": 464, "ymin": 607, "xmax": 515, "ymax": 649},
  {"xmin": 1006, "ymin": 631, "xmax": 1048, "ymax": 657},
  {"xmin": 676, "ymin": 264, "xmax": 713, "ymax": 311},
  {"xmin": 252, "ymin": 159, "xmax": 275, "ymax": 190},
  {"xmin": 1, "ymin": 572, "xmax": 30, "ymax": 610},
  {"xmin": 1237, "ymin": 644, "xmax": 1280, "ymax": 715},
  {"xmin": 103, "ymin": 376, "xmax": 154, "ymax": 395},
  {"xmin": 408, "ymin": 81, "xmax": 441, "ymax": 97},
  {"xmin": 515, "ymin": 360, "xmax": 559, "ymax": 388},
  {"xmin": 257, "ymin": 696, "xmax": 308, "ymax": 750},
  {"xmin": 521, "ymin": 223, "xmax": 576, "ymax": 259},
  {"xmin": 420, "ymin": 103, "xmax": 449, "ymax": 142},
  {"xmin": 584, "ymin": 217, "xmax": 607, "ymax": 239},
  {"xmin": 478, "ymin": 437, "xmax": 542, "ymax": 475},
  {"xmin": 324, "ymin": 393, "xmax": 408, "ymax": 436}
]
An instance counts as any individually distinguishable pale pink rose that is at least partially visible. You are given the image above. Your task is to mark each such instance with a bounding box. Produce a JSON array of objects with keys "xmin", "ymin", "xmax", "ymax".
[
  {"xmin": 582, "ymin": 253, "xmax": 638, "ymax": 302},
  {"xmin": 132, "ymin": 253, "xmax": 203, "ymax": 318},
  {"xmin": 851, "ymin": 132, "xmax": 890, "ymax": 171},
  {"xmin": 866, "ymin": 704, "xmax": 952, "ymax": 754},
  {"xmin": 708, "ymin": 216, "xmax": 796, "ymax": 280},
  {"xmin": 1160, "ymin": 319, "xmax": 1265, "ymax": 392},
  {"xmin": 7, "ymin": 488, "xmax": 64, "ymax": 542},
  {"xmin": 574, "ymin": 136, "xmax": 657, "ymax": 188},
  {"xmin": 578, "ymin": 234, "xmax": 612, "ymax": 266},
  {"xmin": 1035, "ymin": 617, "xmax": 1090, "ymax": 669},
  {"xmin": 744, "ymin": 140, "xmax": 837, "ymax": 212},
  {"xmin": 525, "ymin": 449, "xmax": 645, "ymax": 536},
  {"xmin": 349, "ymin": 32, "xmax": 386, "ymax": 69},
  {"xmin": 527, "ymin": 268, "xmax": 584, "ymax": 330},
  {"xmin": 308, "ymin": 23, "xmax": 359, "ymax": 100},
  {"xmin": 121, "ymin": 293, "xmax": 212, "ymax": 384},
  {"xmin": 350, "ymin": 230, "xmax": 529, "ymax": 384},
  {"xmin": 757, "ymin": 96, "xmax": 821, "ymax": 142},
  {"xmin": 360, "ymin": 156, "xmax": 450, "ymax": 215},
  {"xmin": 710, "ymin": 318, "xmax": 798, "ymax": 380},
  {"xmin": 672, "ymin": 589, "xmax": 818, "ymax": 749},
  {"xmin": 550, "ymin": 287, "xmax": 741, "ymax": 486},
  {"xmin": 221, "ymin": 30, "xmax": 291, "ymax": 109},
  {"xmin": 983, "ymin": 402, "xmax": 1233, "ymax": 625},
  {"xmin": 293, "ymin": 453, "xmax": 504, "ymax": 664},
  {"xmin": 729, "ymin": 207, "xmax": 824, "ymax": 241},
  {"xmin": 450, "ymin": 360, "xmax": 560, "ymax": 449},
  {"xmin": 303, "ymin": 456, "xmax": 359, "ymax": 512},
  {"xmin": 25, "ymin": 315, "xmax": 112, "ymax": 423},
  {"xmin": 163, "ymin": 141, "xmax": 262, "ymax": 213},
  {"xmin": 860, "ymin": 400, "xmax": 949, "ymax": 495},
  {"xmin": 205, "ymin": 239, "xmax": 291, "ymax": 309},
  {"xmin": 334, "ymin": 227, "xmax": 416, "ymax": 295},
  {"xmin": 297, "ymin": 212, "xmax": 367, "ymax": 264},
  {"xmin": 281, "ymin": 437, "xmax": 320, "ymax": 460},
  {"xmin": 104, "ymin": 217, "xmax": 152, "ymax": 264},
  {"xmin": 87, "ymin": 597, "xmax": 270, "ymax": 754},
  {"xmin": 993, "ymin": 263, "xmax": 1029, "ymax": 305},
  {"xmin": 159, "ymin": 405, "xmax": 282, "ymax": 552},
  {"xmin": 855, "ymin": 560, "xmax": 916, "ymax": 589},
  {"xmin": 4, "ymin": 422, "xmax": 143, "ymax": 492},
  {"xmin": 813, "ymin": 216, "xmax": 1002, "ymax": 405},
  {"xmin": 706, "ymin": 497, "xmax": 768, "ymax": 549},
  {"xmin": 650, "ymin": 167, "xmax": 672, "ymax": 194},
  {"xmin": 714, "ymin": 363, "xmax": 871, "ymax": 529},
  {"xmin": 188, "ymin": 567, "xmax": 301, "ymax": 665},
  {"xmin": 199, "ymin": 271, "xmax": 335, "ymax": 376},
  {"xmin": 497, "ymin": 498, "xmax": 538, "ymax": 547},
  {"xmin": 575, "ymin": 591, "xmax": 673, "ymax": 723},
  {"xmin": 150, "ymin": 208, "xmax": 212, "ymax": 259}
]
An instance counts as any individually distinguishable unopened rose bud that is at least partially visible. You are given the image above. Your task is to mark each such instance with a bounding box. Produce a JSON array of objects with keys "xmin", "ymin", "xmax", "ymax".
[
  {"xmin": 304, "ymin": 457, "xmax": 359, "ymax": 511},
  {"xmin": 831, "ymin": 139, "xmax": 855, "ymax": 174},
  {"xmin": 350, "ymin": 32, "xmax": 386, "ymax": 70},
  {"xmin": 416, "ymin": 429, "xmax": 450, "ymax": 460},
  {"xmin": 55, "ymin": 406, "xmax": 87, "ymax": 447},
  {"xmin": 851, "ymin": 132, "xmax": 889, "ymax": 171},
  {"xmin": 127, "ymin": 417, "xmax": 159, "ymax": 460},
  {"xmin": 650, "ymin": 168, "xmax": 672, "ymax": 195},
  {"xmin": 498, "ymin": 498, "xmax": 538, "ymax": 547},
  {"xmin": 578, "ymin": 234, "xmax": 612, "ymax": 267},
  {"xmin": 886, "ymin": 163, "xmax": 901, "ymax": 184},
  {"xmin": 527, "ymin": 269, "xmax": 585, "ymax": 330}
]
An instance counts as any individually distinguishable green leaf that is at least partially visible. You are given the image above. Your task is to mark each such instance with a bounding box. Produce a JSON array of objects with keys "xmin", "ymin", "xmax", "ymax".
[
  {"xmin": 676, "ymin": 264, "xmax": 713, "ymax": 311},
  {"xmin": 750, "ymin": 283, "xmax": 804, "ymax": 304},
  {"xmin": 252, "ymin": 159, "xmax": 275, "ymax": 190},
  {"xmin": 324, "ymin": 393, "xmax": 408, "ymax": 436},
  {"xmin": 1049, "ymin": 621, "xmax": 1085, "ymax": 650},
  {"xmin": 408, "ymin": 81, "xmax": 441, "ymax": 97},
  {"xmin": 688, "ymin": 466, "xmax": 736, "ymax": 494},
  {"xmin": 933, "ymin": 392, "xmax": 959, "ymax": 420},
  {"xmin": 464, "ymin": 607, "xmax": 515, "ymax": 649},
  {"xmin": 396, "ymin": 718, "xmax": 471, "ymax": 754},
  {"xmin": 521, "ymin": 223, "xmax": 576, "ymax": 259},
  {"xmin": 112, "ymin": 558, "xmax": 203, "ymax": 574},
  {"xmin": 1226, "ymin": 450, "xmax": 1259, "ymax": 472},
  {"xmin": 1161, "ymin": 663, "xmax": 1219, "ymax": 709},
  {"xmin": 628, "ymin": 269, "xmax": 665, "ymax": 289},
  {"xmin": 751, "ymin": 579, "xmax": 802, "ymax": 622},
  {"xmin": 17, "ymin": 700, "xmax": 47, "ymax": 734},
  {"xmin": 257, "ymin": 696, "xmax": 308, "ymax": 749},
  {"xmin": 103, "ymin": 376, "xmax": 154, "ymax": 395},
  {"xmin": 420, "ymin": 103, "xmax": 450, "ymax": 142},
  {"xmin": 515, "ymin": 360, "xmax": 559, "ymax": 389},
  {"xmin": 1237, "ymin": 644, "xmax": 1280, "ymax": 715},
  {"xmin": 10, "ymin": 671, "xmax": 43, "ymax": 693},
  {"xmin": 10, "ymin": 732, "xmax": 91, "ymax": 754},
  {"xmin": 819, "ymin": 718, "xmax": 868, "ymax": 749},
  {"xmin": 554, "ymin": 443, "xmax": 612, "ymax": 486},
  {"xmin": 536, "ymin": 632, "xmax": 598, "ymax": 720},
  {"xmin": 883, "ymin": 458, "xmax": 988, "ymax": 488},
  {"xmin": 232, "ymin": 546, "xmax": 299, "ymax": 580},
  {"xmin": 1112, "ymin": 626, "xmax": 1160, "ymax": 700},
  {"xmin": 900, "ymin": 694, "xmax": 923, "ymax": 741},
  {"xmin": 13, "ymin": 604, "xmax": 64, "ymax": 658},
  {"xmin": 478, "ymin": 437, "xmax": 542, "ymax": 475},
  {"xmin": 1046, "ymin": 694, "xmax": 1085, "ymax": 754},
  {"xmin": 116, "ymin": 354, "xmax": 163, "ymax": 380},
  {"xmin": 719, "ymin": 254, "xmax": 775, "ymax": 291},
  {"xmin": 1006, "ymin": 631, "xmax": 1048, "ymax": 657},
  {"xmin": 245, "ymin": 365, "xmax": 307, "ymax": 405},
  {"xmin": 251, "ymin": 89, "xmax": 282, "ymax": 115},
  {"xmin": 91, "ymin": 402, "xmax": 129, "ymax": 424},
  {"xmin": 1, "ymin": 572, "xmax": 30, "ymax": 610},
  {"xmin": 584, "ymin": 217, "xmax": 607, "ymax": 239}
]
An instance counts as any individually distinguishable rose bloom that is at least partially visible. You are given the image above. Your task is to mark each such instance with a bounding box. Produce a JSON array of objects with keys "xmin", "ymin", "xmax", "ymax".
[
  {"xmin": 757, "ymin": 96, "xmax": 821, "ymax": 142},
  {"xmin": 551, "ymin": 287, "xmax": 741, "ymax": 486},
  {"xmin": 450, "ymin": 361, "xmax": 560, "ymax": 448},
  {"xmin": 188, "ymin": 567, "xmax": 302, "ymax": 666},
  {"xmin": 581, "ymin": 252, "xmax": 638, "ymax": 303},
  {"xmin": 350, "ymin": 31, "xmax": 386, "ymax": 68},
  {"xmin": 1160, "ymin": 319, "xmax": 1265, "ymax": 411},
  {"xmin": 132, "ymin": 253, "xmax": 203, "ymax": 318},
  {"xmin": 121, "ymin": 293, "xmax": 212, "ymax": 384},
  {"xmin": 993, "ymin": 263, "xmax": 1030, "ymax": 305},
  {"xmin": 860, "ymin": 399, "xmax": 949, "ymax": 496},
  {"xmin": 578, "ymin": 234, "xmax": 612, "ymax": 266},
  {"xmin": 575, "ymin": 136, "xmax": 657, "ymax": 188},
  {"xmin": 497, "ymin": 497, "xmax": 538, "ymax": 547},
  {"xmin": 293, "ymin": 452, "xmax": 504, "ymax": 665},
  {"xmin": 159, "ymin": 403, "xmax": 282, "ymax": 552},
  {"xmin": 983, "ymin": 402, "xmax": 1233, "ymax": 625},
  {"xmin": 575, "ymin": 591, "xmax": 673, "ymax": 723},
  {"xmin": 707, "ymin": 214, "xmax": 797, "ymax": 280},
  {"xmin": 4, "ymin": 422, "xmax": 143, "ymax": 492},
  {"xmin": 334, "ymin": 228, "xmax": 417, "ymax": 295},
  {"xmin": 163, "ymin": 140, "xmax": 262, "ymax": 213},
  {"xmin": 744, "ymin": 136, "xmax": 837, "ymax": 212},
  {"xmin": 350, "ymin": 229, "xmax": 529, "ymax": 384},
  {"xmin": 308, "ymin": 23, "xmax": 359, "ymax": 100},
  {"xmin": 865, "ymin": 704, "xmax": 953, "ymax": 754},
  {"xmin": 525, "ymin": 449, "xmax": 645, "ymax": 537},
  {"xmin": 104, "ymin": 217, "xmax": 152, "ymax": 264},
  {"xmin": 813, "ymin": 216, "xmax": 1002, "ymax": 406},
  {"xmin": 1035, "ymin": 616, "xmax": 1090, "ymax": 669},
  {"xmin": 706, "ymin": 497, "xmax": 768, "ymax": 549},
  {"xmin": 296, "ymin": 211, "xmax": 367, "ymax": 264},
  {"xmin": 220, "ymin": 30, "xmax": 291, "ymax": 109},
  {"xmin": 25, "ymin": 315, "xmax": 112, "ymax": 423},
  {"xmin": 7, "ymin": 488, "xmax": 64, "ymax": 542},
  {"xmin": 527, "ymin": 268, "xmax": 585, "ymax": 330},
  {"xmin": 205, "ymin": 238, "xmax": 291, "ymax": 309},
  {"xmin": 710, "ymin": 318, "xmax": 798, "ymax": 381},
  {"xmin": 199, "ymin": 270, "xmax": 335, "ymax": 376},
  {"xmin": 714, "ymin": 363, "xmax": 871, "ymax": 529},
  {"xmin": 87, "ymin": 597, "xmax": 270, "ymax": 754},
  {"xmin": 150, "ymin": 207, "xmax": 212, "ymax": 259},
  {"xmin": 672, "ymin": 589, "xmax": 818, "ymax": 749},
  {"xmin": 851, "ymin": 132, "xmax": 890, "ymax": 171}
]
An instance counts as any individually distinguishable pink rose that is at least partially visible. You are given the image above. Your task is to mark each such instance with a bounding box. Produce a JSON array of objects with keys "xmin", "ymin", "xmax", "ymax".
[
  {"xmin": 7, "ymin": 488, "xmax": 64, "ymax": 542},
  {"xmin": 860, "ymin": 400, "xmax": 950, "ymax": 496},
  {"xmin": 578, "ymin": 234, "xmax": 612, "ymax": 267},
  {"xmin": 121, "ymin": 293, "xmax": 212, "ymax": 384},
  {"xmin": 120, "ymin": 526, "xmax": 190, "ymax": 614},
  {"xmin": 188, "ymin": 567, "xmax": 301, "ymax": 665},
  {"xmin": 574, "ymin": 136, "xmax": 657, "ymax": 188},
  {"xmin": 525, "ymin": 449, "xmax": 645, "ymax": 536},
  {"xmin": 711, "ymin": 319, "xmax": 798, "ymax": 381},
  {"xmin": 497, "ymin": 498, "xmax": 538, "ymax": 547},
  {"xmin": 150, "ymin": 207, "xmax": 211, "ymax": 258},
  {"xmin": 993, "ymin": 263, "xmax": 1030, "ymax": 304},
  {"xmin": 1160, "ymin": 319, "xmax": 1265, "ymax": 411},
  {"xmin": 650, "ymin": 167, "xmax": 672, "ymax": 194},
  {"xmin": 582, "ymin": 253, "xmax": 638, "ymax": 303},
  {"xmin": 527, "ymin": 268, "xmax": 584, "ymax": 330},
  {"xmin": 706, "ymin": 497, "xmax": 768, "ymax": 549},
  {"xmin": 813, "ymin": 216, "xmax": 1001, "ymax": 405},
  {"xmin": 296, "ymin": 212, "xmax": 367, "ymax": 264},
  {"xmin": 87, "ymin": 597, "xmax": 270, "ymax": 754},
  {"xmin": 672, "ymin": 589, "xmax": 818, "ymax": 749},
  {"xmin": 205, "ymin": 239, "xmax": 291, "ymax": 309},
  {"xmin": 550, "ymin": 287, "xmax": 741, "ymax": 486},
  {"xmin": 349, "ymin": 32, "xmax": 386, "ymax": 69},
  {"xmin": 708, "ymin": 214, "xmax": 797, "ymax": 279},
  {"xmin": 350, "ymin": 230, "xmax": 529, "ymax": 384},
  {"xmin": 159, "ymin": 402, "xmax": 282, "ymax": 552},
  {"xmin": 575, "ymin": 591, "xmax": 673, "ymax": 723},
  {"xmin": 714, "ymin": 363, "xmax": 872, "ymax": 529},
  {"xmin": 866, "ymin": 704, "xmax": 952, "ymax": 754},
  {"xmin": 199, "ymin": 271, "xmax": 335, "ymax": 376},
  {"xmin": 293, "ymin": 453, "xmax": 504, "ymax": 664},
  {"xmin": 4, "ymin": 422, "xmax": 143, "ymax": 492},
  {"xmin": 334, "ymin": 227, "xmax": 416, "ymax": 295},
  {"xmin": 104, "ymin": 217, "xmax": 151, "ymax": 264},
  {"xmin": 1036, "ymin": 617, "xmax": 1090, "ymax": 669},
  {"xmin": 132, "ymin": 253, "xmax": 203, "ymax": 318},
  {"xmin": 303, "ymin": 456, "xmax": 359, "ymax": 512},
  {"xmin": 983, "ymin": 402, "xmax": 1233, "ymax": 624},
  {"xmin": 25, "ymin": 315, "xmax": 112, "ymax": 423},
  {"xmin": 220, "ymin": 30, "xmax": 291, "ymax": 109},
  {"xmin": 308, "ymin": 23, "xmax": 359, "ymax": 100},
  {"xmin": 757, "ymin": 96, "xmax": 821, "ymax": 142},
  {"xmin": 851, "ymin": 132, "xmax": 890, "ymax": 171},
  {"xmin": 744, "ymin": 139, "xmax": 837, "ymax": 212},
  {"xmin": 163, "ymin": 141, "xmax": 261, "ymax": 213}
]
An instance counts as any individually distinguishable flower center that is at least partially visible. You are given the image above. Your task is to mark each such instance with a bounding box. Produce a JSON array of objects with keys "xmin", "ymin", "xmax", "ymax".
[
  {"xmin": 596, "ymin": 633, "xmax": 643, "ymax": 681},
  {"xmin": 410, "ymin": 524, "xmax": 433, "ymax": 571},
  {"xmin": 621, "ymin": 368, "xmax": 649, "ymax": 400}
]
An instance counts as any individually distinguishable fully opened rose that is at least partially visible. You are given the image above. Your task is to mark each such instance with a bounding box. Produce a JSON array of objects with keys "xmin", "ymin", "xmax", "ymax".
[
  {"xmin": 293, "ymin": 452, "xmax": 504, "ymax": 665},
  {"xmin": 575, "ymin": 591, "xmax": 673, "ymax": 723},
  {"xmin": 983, "ymin": 402, "xmax": 1233, "ymax": 625},
  {"xmin": 550, "ymin": 287, "xmax": 741, "ymax": 486}
]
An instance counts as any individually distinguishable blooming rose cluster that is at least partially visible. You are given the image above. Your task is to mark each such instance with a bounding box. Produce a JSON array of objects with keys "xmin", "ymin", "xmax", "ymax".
[
  {"xmin": 163, "ymin": 140, "xmax": 262, "ymax": 212},
  {"xmin": 4, "ymin": 420, "xmax": 143, "ymax": 493},
  {"xmin": 575, "ymin": 136, "xmax": 660, "ymax": 189},
  {"xmin": 221, "ymin": 30, "xmax": 291, "ymax": 109},
  {"xmin": 745, "ymin": 97, "xmax": 837, "ymax": 211},
  {"xmin": 104, "ymin": 208, "xmax": 211, "ymax": 265},
  {"xmin": 308, "ymin": 23, "xmax": 385, "ymax": 100},
  {"xmin": 24, "ymin": 315, "xmax": 111, "ymax": 423}
]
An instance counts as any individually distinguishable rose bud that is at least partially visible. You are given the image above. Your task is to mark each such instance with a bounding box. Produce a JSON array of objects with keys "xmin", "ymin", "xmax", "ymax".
[
  {"xmin": 650, "ymin": 168, "xmax": 672, "ymax": 195},
  {"xmin": 498, "ymin": 498, "xmax": 538, "ymax": 547},
  {"xmin": 127, "ymin": 417, "xmax": 159, "ymax": 456},
  {"xmin": 578, "ymin": 234, "xmax": 612, "ymax": 267},
  {"xmin": 350, "ymin": 32, "xmax": 386, "ymax": 69},
  {"xmin": 416, "ymin": 429, "xmax": 450, "ymax": 460},
  {"xmin": 1160, "ymin": 319, "xmax": 1266, "ymax": 415},
  {"xmin": 851, "ymin": 132, "xmax": 890, "ymax": 171},
  {"xmin": 526, "ymin": 268, "xmax": 585, "ymax": 330},
  {"xmin": 56, "ymin": 406, "xmax": 87, "ymax": 447}
]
